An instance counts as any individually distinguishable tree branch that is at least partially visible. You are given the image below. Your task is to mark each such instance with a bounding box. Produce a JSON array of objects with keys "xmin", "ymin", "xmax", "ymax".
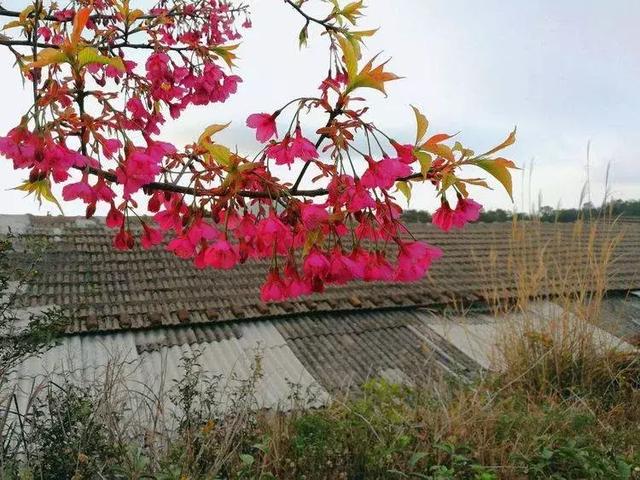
[{"xmin": 283, "ymin": 0, "xmax": 338, "ymax": 31}]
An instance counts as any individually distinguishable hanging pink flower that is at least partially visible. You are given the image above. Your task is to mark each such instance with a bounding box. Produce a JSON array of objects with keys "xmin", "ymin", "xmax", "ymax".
[
  {"xmin": 204, "ymin": 239, "xmax": 238, "ymax": 269},
  {"xmin": 106, "ymin": 203, "xmax": 125, "ymax": 229},
  {"xmin": 114, "ymin": 226, "xmax": 134, "ymax": 251},
  {"xmin": 328, "ymin": 248, "xmax": 363, "ymax": 284},
  {"xmin": 455, "ymin": 197, "xmax": 482, "ymax": 224},
  {"xmin": 395, "ymin": 241, "xmax": 443, "ymax": 282},
  {"xmin": 432, "ymin": 200, "xmax": 457, "ymax": 232},
  {"xmin": 266, "ymin": 136, "xmax": 294, "ymax": 166},
  {"xmin": 303, "ymin": 248, "xmax": 331, "ymax": 279},
  {"xmin": 246, "ymin": 113, "xmax": 278, "ymax": 142},
  {"xmin": 290, "ymin": 127, "xmax": 318, "ymax": 160},
  {"xmin": 361, "ymin": 156, "xmax": 412, "ymax": 190},
  {"xmin": 391, "ymin": 141, "xmax": 416, "ymax": 164},
  {"xmin": 261, "ymin": 269, "xmax": 287, "ymax": 302},
  {"xmin": 300, "ymin": 202, "xmax": 329, "ymax": 230},
  {"xmin": 141, "ymin": 224, "xmax": 164, "ymax": 249}
]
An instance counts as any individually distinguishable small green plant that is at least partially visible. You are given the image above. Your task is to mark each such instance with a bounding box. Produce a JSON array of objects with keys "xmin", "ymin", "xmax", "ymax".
[{"xmin": 522, "ymin": 438, "xmax": 634, "ymax": 480}]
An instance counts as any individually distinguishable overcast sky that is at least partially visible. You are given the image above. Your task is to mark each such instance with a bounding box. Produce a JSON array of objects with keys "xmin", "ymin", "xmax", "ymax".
[{"xmin": 0, "ymin": 0, "xmax": 638, "ymax": 216}]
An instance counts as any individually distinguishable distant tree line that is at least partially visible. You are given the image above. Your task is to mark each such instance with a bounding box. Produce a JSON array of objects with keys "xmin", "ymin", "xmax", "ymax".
[{"xmin": 402, "ymin": 199, "xmax": 640, "ymax": 224}]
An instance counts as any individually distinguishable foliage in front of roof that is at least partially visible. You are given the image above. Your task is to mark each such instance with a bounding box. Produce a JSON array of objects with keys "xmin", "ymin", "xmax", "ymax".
[
  {"xmin": 1, "ymin": 335, "xmax": 638, "ymax": 479},
  {"xmin": 0, "ymin": 233, "xmax": 66, "ymax": 376}
]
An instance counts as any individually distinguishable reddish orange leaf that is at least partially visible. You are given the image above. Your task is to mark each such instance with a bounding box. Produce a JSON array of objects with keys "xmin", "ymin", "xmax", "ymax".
[
  {"xmin": 423, "ymin": 133, "xmax": 452, "ymax": 147},
  {"xmin": 71, "ymin": 7, "xmax": 92, "ymax": 47}
]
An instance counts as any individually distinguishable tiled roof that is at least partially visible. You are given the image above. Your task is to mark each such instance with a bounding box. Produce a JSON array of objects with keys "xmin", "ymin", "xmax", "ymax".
[{"xmin": 7, "ymin": 215, "xmax": 640, "ymax": 334}]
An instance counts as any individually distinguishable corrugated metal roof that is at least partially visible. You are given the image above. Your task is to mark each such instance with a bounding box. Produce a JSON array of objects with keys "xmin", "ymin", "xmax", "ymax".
[
  {"xmin": 422, "ymin": 300, "xmax": 638, "ymax": 371},
  {"xmin": 274, "ymin": 309, "xmax": 479, "ymax": 393},
  {"xmin": 9, "ymin": 320, "xmax": 329, "ymax": 418}
]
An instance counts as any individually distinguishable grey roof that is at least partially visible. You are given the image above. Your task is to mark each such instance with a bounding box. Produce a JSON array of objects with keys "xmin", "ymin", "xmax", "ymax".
[
  {"xmin": 1, "ymin": 214, "xmax": 639, "ymax": 418},
  {"xmin": 8, "ymin": 214, "xmax": 640, "ymax": 334}
]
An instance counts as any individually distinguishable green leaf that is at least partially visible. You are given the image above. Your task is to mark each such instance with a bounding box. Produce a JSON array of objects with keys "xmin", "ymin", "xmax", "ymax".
[
  {"xmin": 409, "ymin": 451, "xmax": 429, "ymax": 468},
  {"xmin": 415, "ymin": 150, "xmax": 432, "ymax": 179},
  {"xmin": 410, "ymin": 105, "xmax": 428, "ymax": 145},
  {"xmin": 338, "ymin": 35, "xmax": 358, "ymax": 81},
  {"xmin": 239, "ymin": 453, "xmax": 254, "ymax": 466},
  {"xmin": 198, "ymin": 122, "xmax": 231, "ymax": 145},
  {"xmin": 13, "ymin": 178, "xmax": 63, "ymax": 213},
  {"xmin": 396, "ymin": 180, "xmax": 412, "ymax": 204},
  {"xmin": 473, "ymin": 157, "xmax": 517, "ymax": 201},
  {"xmin": 298, "ymin": 25, "xmax": 309, "ymax": 48},
  {"xmin": 480, "ymin": 127, "xmax": 517, "ymax": 157},
  {"xmin": 212, "ymin": 44, "xmax": 240, "ymax": 68},
  {"xmin": 346, "ymin": 56, "xmax": 400, "ymax": 96},
  {"xmin": 77, "ymin": 47, "xmax": 125, "ymax": 71},
  {"xmin": 27, "ymin": 48, "xmax": 68, "ymax": 69}
]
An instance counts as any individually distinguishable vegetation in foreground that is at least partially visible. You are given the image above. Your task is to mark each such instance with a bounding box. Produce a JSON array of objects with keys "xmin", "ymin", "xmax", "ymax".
[{"xmin": 1, "ymin": 339, "xmax": 639, "ymax": 480}]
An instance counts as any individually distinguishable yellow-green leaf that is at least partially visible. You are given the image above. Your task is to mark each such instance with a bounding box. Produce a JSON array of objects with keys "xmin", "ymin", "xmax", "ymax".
[
  {"xmin": 346, "ymin": 56, "xmax": 400, "ymax": 96},
  {"xmin": 440, "ymin": 173, "xmax": 457, "ymax": 193},
  {"xmin": 479, "ymin": 127, "xmax": 517, "ymax": 157},
  {"xmin": 415, "ymin": 150, "xmax": 432, "ymax": 179},
  {"xmin": 77, "ymin": 47, "xmax": 126, "ymax": 71},
  {"xmin": 212, "ymin": 44, "xmax": 239, "ymax": 68},
  {"xmin": 411, "ymin": 105, "xmax": 428, "ymax": 145},
  {"xmin": 473, "ymin": 157, "xmax": 517, "ymax": 200},
  {"xmin": 421, "ymin": 142, "xmax": 454, "ymax": 162},
  {"xmin": 127, "ymin": 9, "xmax": 144, "ymax": 23},
  {"xmin": 198, "ymin": 122, "xmax": 231, "ymax": 146},
  {"xmin": 2, "ymin": 20, "xmax": 24, "ymax": 31},
  {"xmin": 13, "ymin": 178, "xmax": 63, "ymax": 213},
  {"xmin": 209, "ymin": 144, "xmax": 232, "ymax": 166},
  {"xmin": 26, "ymin": 48, "xmax": 68, "ymax": 69},
  {"xmin": 396, "ymin": 180, "xmax": 412, "ymax": 204},
  {"xmin": 298, "ymin": 25, "xmax": 308, "ymax": 48},
  {"xmin": 339, "ymin": 1, "xmax": 365, "ymax": 24},
  {"xmin": 337, "ymin": 35, "xmax": 358, "ymax": 81},
  {"xmin": 19, "ymin": 5, "xmax": 35, "ymax": 23}
]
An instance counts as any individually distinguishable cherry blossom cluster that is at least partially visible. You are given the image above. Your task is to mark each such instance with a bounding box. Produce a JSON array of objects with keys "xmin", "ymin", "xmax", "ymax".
[{"xmin": 0, "ymin": 0, "xmax": 516, "ymax": 302}]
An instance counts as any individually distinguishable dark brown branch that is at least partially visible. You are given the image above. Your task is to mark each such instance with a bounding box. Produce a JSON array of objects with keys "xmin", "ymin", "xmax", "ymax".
[
  {"xmin": 283, "ymin": 0, "xmax": 338, "ymax": 31},
  {"xmin": 80, "ymin": 163, "xmax": 424, "ymax": 201},
  {"xmin": 0, "ymin": 39, "xmax": 194, "ymax": 53},
  {"xmin": 290, "ymin": 107, "xmax": 342, "ymax": 193},
  {"xmin": 0, "ymin": 5, "xmax": 249, "ymax": 23}
]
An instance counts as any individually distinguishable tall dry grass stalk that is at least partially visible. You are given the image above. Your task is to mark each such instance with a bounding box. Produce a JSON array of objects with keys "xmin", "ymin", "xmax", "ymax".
[{"xmin": 472, "ymin": 214, "xmax": 638, "ymax": 398}]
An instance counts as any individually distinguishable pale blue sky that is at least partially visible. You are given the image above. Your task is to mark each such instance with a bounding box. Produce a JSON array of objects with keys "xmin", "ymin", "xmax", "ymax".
[{"xmin": 0, "ymin": 0, "xmax": 637, "ymax": 215}]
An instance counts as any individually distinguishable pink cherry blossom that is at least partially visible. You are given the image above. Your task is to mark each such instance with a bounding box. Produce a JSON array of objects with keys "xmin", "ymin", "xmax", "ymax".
[
  {"xmin": 455, "ymin": 197, "xmax": 482, "ymax": 224},
  {"xmin": 260, "ymin": 269, "xmax": 287, "ymax": 302},
  {"xmin": 328, "ymin": 248, "xmax": 363, "ymax": 284},
  {"xmin": 246, "ymin": 113, "xmax": 278, "ymax": 142},
  {"xmin": 290, "ymin": 127, "xmax": 318, "ymax": 160},
  {"xmin": 141, "ymin": 224, "xmax": 164, "ymax": 249},
  {"xmin": 204, "ymin": 239, "xmax": 238, "ymax": 269},
  {"xmin": 266, "ymin": 136, "xmax": 294, "ymax": 166},
  {"xmin": 300, "ymin": 202, "xmax": 329, "ymax": 229},
  {"xmin": 106, "ymin": 204, "xmax": 125, "ymax": 229},
  {"xmin": 432, "ymin": 201, "xmax": 457, "ymax": 232},
  {"xmin": 114, "ymin": 226, "xmax": 134, "ymax": 251},
  {"xmin": 303, "ymin": 248, "xmax": 331, "ymax": 279},
  {"xmin": 391, "ymin": 141, "xmax": 416, "ymax": 164},
  {"xmin": 363, "ymin": 252, "xmax": 395, "ymax": 282},
  {"xmin": 361, "ymin": 157, "xmax": 412, "ymax": 190},
  {"xmin": 395, "ymin": 241, "xmax": 443, "ymax": 282}
]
